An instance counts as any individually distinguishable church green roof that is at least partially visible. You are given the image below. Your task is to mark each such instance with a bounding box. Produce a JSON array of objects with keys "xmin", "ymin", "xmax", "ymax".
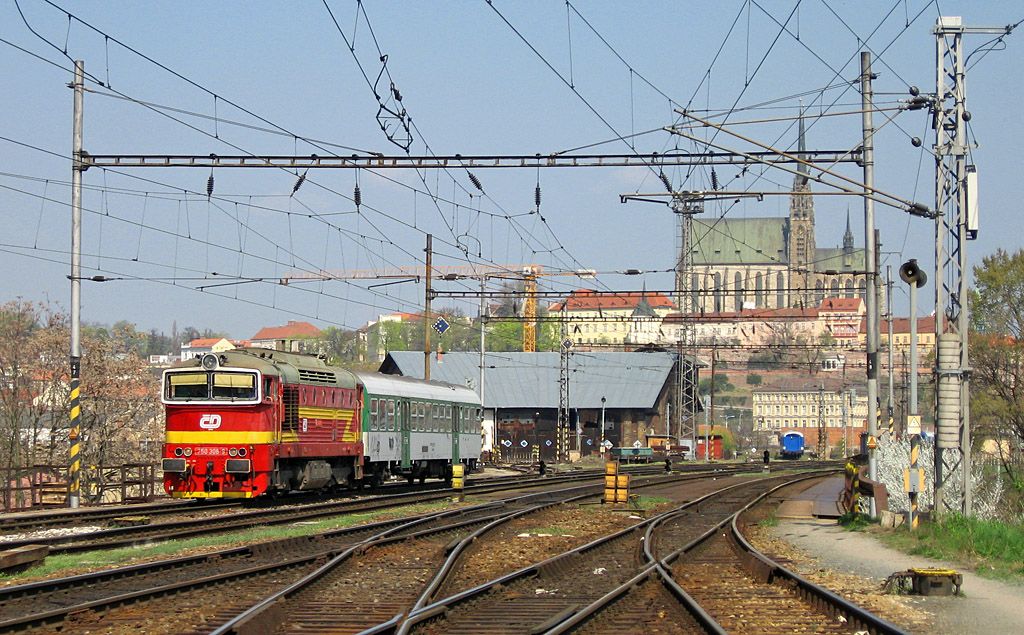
[
  {"xmin": 692, "ymin": 217, "xmax": 788, "ymax": 266},
  {"xmin": 814, "ymin": 247, "xmax": 866, "ymax": 272}
]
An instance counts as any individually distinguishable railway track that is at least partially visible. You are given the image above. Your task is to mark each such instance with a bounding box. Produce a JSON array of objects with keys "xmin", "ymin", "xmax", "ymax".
[
  {"xmin": 531, "ymin": 473, "xmax": 906, "ymax": 635},
  {"xmin": 389, "ymin": 469, "xmax": 903, "ymax": 635},
  {"xmin": 0, "ymin": 464, "xmax": 678, "ymax": 539},
  {"xmin": 0, "ymin": 471, "xmax": 688, "ymax": 633},
  {"xmin": 0, "ymin": 469, "xmax": 653, "ymax": 554}
]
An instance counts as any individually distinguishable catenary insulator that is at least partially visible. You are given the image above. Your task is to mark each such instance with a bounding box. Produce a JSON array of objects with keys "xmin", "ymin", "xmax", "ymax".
[
  {"xmin": 534, "ymin": 185, "xmax": 541, "ymax": 209},
  {"xmin": 659, "ymin": 171, "xmax": 672, "ymax": 192},
  {"xmin": 468, "ymin": 172, "xmax": 483, "ymax": 192},
  {"xmin": 711, "ymin": 168, "xmax": 720, "ymax": 191},
  {"xmin": 354, "ymin": 184, "xmax": 362, "ymax": 208},
  {"xmin": 292, "ymin": 172, "xmax": 306, "ymax": 194},
  {"xmin": 206, "ymin": 174, "xmax": 214, "ymax": 198}
]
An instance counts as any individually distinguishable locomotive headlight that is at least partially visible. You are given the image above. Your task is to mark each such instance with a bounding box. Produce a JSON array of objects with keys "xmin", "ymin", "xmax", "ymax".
[
  {"xmin": 238, "ymin": 447, "xmax": 247, "ymax": 457},
  {"xmin": 183, "ymin": 447, "xmax": 193, "ymax": 457},
  {"xmin": 174, "ymin": 447, "xmax": 184, "ymax": 457},
  {"xmin": 228, "ymin": 448, "xmax": 238, "ymax": 457},
  {"xmin": 201, "ymin": 353, "xmax": 219, "ymax": 370}
]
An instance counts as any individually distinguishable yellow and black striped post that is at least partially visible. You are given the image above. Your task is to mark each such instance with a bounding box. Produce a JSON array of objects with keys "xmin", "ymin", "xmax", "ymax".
[
  {"xmin": 887, "ymin": 405, "xmax": 895, "ymax": 438},
  {"xmin": 909, "ymin": 434, "xmax": 921, "ymax": 530},
  {"xmin": 68, "ymin": 357, "xmax": 81, "ymax": 508}
]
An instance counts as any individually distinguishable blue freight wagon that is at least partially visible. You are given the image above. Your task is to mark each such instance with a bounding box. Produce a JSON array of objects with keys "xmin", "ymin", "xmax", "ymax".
[{"xmin": 779, "ymin": 431, "xmax": 805, "ymax": 459}]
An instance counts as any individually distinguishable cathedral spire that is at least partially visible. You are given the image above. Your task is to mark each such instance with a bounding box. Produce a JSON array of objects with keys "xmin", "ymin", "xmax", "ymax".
[
  {"xmin": 795, "ymin": 104, "xmax": 809, "ymax": 186},
  {"xmin": 843, "ymin": 207, "xmax": 854, "ymax": 251}
]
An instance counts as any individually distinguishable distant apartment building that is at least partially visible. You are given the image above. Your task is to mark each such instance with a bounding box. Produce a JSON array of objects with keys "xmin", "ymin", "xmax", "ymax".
[
  {"xmin": 179, "ymin": 337, "xmax": 248, "ymax": 360},
  {"xmin": 550, "ymin": 288, "xmax": 675, "ymax": 349},
  {"xmin": 250, "ymin": 321, "xmax": 321, "ymax": 353},
  {"xmin": 661, "ymin": 305, "xmax": 821, "ymax": 347},
  {"xmin": 864, "ymin": 315, "xmax": 937, "ymax": 359},
  {"xmin": 752, "ymin": 379, "xmax": 868, "ymax": 452}
]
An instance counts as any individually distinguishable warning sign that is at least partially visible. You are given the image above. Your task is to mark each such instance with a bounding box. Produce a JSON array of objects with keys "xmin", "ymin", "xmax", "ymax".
[{"xmin": 907, "ymin": 415, "xmax": 922, "ymax": 435}]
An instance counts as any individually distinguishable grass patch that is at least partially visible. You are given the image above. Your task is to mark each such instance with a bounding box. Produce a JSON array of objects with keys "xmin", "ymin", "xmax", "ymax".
[
  {"xmin": 878, "ymin": 514, "xmax": 1024, "ymax": 583},
  {"xmin": 838, "ymin": 511, "xmax": 875, "ymax": 531},
  {"xmin": 0, "ymin": 500, "xmax": 454, "ymax": 584},
  {"xmin": 632, "ymin": 495, "xmax": 671, "ymax": 510},
  {"xmin": 759, "ymin": 514, "xmax": 779, "ymax": 528}
]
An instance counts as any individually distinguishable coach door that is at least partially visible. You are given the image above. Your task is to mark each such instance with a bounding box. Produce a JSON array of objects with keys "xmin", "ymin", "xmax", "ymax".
[
  {"xmin": 451, "ymin": 404, "xmax": 461, "ymax": 464},
  {"xmin": 399, "ymin": 399, "xmax": 411, "ymax": 469}
]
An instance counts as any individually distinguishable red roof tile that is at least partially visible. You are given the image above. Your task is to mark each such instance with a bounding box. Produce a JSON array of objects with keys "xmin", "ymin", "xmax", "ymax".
[
  {"xmin": 186, "ymin": 338, "xmax": 223, "ymax": 348},
  {"xmin": 560, "ymin": 289, "xmax": 675, "ymax": 311},
  {"xmin": 251, "ymin": 321, "xmax": 321, "ymax": 340},
  {"xmin": 663, "ymin": 306, "xmax": 819, "ymax": 322},
  {"xmin": 818, "ymin": 297, "xmax": 863, "ymax": 312},
  {"xmin": 861, "ymin": 315, "xmax": 936, "ymax": 334}
]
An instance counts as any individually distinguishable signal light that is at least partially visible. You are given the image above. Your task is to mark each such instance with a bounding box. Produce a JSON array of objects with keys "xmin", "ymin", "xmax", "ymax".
[
  {"xmin": 174, "ymin": 447, "xmax": 183, "ymax": 457},
  {"xmin": 183, "ymin": 447, "xmax": 193, "ymax": 457},
  {"xmin": 229, "ymin": 448, "xmax": 238, "ymax": 457}
]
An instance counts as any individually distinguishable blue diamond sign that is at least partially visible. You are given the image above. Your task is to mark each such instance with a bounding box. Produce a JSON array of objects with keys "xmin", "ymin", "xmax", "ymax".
[{"xmin": 432, "ymin": 317, "xmax": 450, "ymax": 335}]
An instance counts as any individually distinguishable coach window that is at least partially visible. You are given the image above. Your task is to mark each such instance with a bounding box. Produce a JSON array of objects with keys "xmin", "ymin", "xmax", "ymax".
[
  {"xmin": 386, "ymin": 400, "xmax": 396, "ymax": 431},
  {"xmin": 370, "ymin": 398, "xmax": 379, "ymax": 431}
]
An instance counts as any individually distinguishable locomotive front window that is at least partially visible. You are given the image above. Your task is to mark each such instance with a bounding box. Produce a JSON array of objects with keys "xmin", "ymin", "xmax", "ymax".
[
  {"xmin": 168, "ymin": 372, "xmax": 208, "ymax": 399},
  {"xmin": 165, "ymin": 371, "xmax": 258, "ymax": 402},
  {"xmin": 212, "ymin": 373, "xmax": 257, "ymax": 400}
]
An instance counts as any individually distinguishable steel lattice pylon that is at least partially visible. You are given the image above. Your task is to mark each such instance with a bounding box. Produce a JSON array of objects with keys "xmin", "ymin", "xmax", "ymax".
[
  {"xmin": 558, "ymin": 308, "xmax": 571, "ymax": 462},
  {"xmin": 930, "ymin": 17, "xmax": 1013, "ymax": 516},
  {"xmin": 673, "ymin": 198, "xmax": 701, "ymax": 454}
]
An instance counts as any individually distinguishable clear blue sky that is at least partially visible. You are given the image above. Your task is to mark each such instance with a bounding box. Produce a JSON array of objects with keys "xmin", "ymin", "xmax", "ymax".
[{"xmin": 1, "ymin": 1, "xmax": 1021, "ymax": 340}]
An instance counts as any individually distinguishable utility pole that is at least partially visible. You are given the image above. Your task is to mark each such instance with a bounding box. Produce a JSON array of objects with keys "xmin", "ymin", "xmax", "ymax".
[
  {"xmin": 558, "ymin": 305, "xmax": 571, "ymax": 462},
  {"xmin": 861, "ymin": 52, "xmax": 880, "ymax": 518},
  {"xmin": 901, "ymin": 258, "xmax": 928, "ymax": 529},
  {"xmin": 842, "ymin": 390, "xmax": 850, "ymax": 458},
  {"xmin": 817, "ymin": 383, "xmax": 827, "ymax": 459},
  {"xmin": 68, "ymin": 60, "xmax": 85, "ymax": 509},
  {"xmin": 424, "ymin": 234, "xmax": 432, "ymax": 382},
  {"xmin": 887, "ymin": 265, "xmax": 896, "ymax": 436},
  {"xmin": 478, "ymin": 276, "xmax": 490, "ymax": 458},
  {"xmin": 930, "ymin": 17, "xmax": 1010, "ymax": 517},
  {"xmin": 672, "ymin": 198, "xmax": 700, "ymax": 460}
]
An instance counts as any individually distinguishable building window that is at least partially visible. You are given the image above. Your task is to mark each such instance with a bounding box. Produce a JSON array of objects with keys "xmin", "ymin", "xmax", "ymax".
[
  {"xmin": 714, "ymin": 272, "xmax": 724, "ymax": 312},
  {"xmin": 734, "ymin": 271, "xmax": 744, "ymax": 311}
]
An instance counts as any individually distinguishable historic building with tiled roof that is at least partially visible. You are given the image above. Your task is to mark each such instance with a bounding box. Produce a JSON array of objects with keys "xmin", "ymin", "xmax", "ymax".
[{"xmin": 688, "ymin": 115, "xmax": 866, "ymax": 312}]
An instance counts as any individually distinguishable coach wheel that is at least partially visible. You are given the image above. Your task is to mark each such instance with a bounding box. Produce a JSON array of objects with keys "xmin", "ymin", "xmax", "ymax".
[{"xmin": 418, "ymin": 471, "xmax": 427, "ymax": 485}]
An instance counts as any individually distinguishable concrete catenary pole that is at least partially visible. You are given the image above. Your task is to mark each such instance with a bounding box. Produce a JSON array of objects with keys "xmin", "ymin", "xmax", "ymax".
[
  {"xmin": 479, "ymin": 276, "xmax": 490, "ymax": 457},
  {"xmin": 861, "ymin": 52, "xmax": 879, "ymax": 517},
  {"xmin": 424, "ymin": 234, "xmax": 432, "ymax": 382},
  {"xmin": 887, "ymin": 265, "xmax": 895, "ymax": 435},
  {"xmin": 68, "ymin": 60, "xmax": 85, "ymax": 509}
]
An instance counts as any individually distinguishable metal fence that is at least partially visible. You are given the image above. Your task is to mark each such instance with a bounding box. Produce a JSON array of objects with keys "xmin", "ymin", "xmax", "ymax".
[{"xmin": 1, "ymin": 463, "xmax": 158, "ymax": 511}]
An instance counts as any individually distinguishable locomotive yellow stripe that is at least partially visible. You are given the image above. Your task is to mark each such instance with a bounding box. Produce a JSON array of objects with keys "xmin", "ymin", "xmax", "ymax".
[
  {"xmin": 297, "ymin": 407, "xmax": 355, "ymax": 421},
  {"xmin": 170, "ymin": 491, "xmax": 255, "ymax": 499},
  {"xmin": 165, "ymin": 431, "xmax": 277, "ymax": 445}
]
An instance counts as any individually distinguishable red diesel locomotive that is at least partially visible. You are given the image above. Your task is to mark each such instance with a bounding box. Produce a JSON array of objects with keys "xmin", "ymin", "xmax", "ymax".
[{"xmin": 161, "ymin": 349, "xmax": 363, "ymax": 498}]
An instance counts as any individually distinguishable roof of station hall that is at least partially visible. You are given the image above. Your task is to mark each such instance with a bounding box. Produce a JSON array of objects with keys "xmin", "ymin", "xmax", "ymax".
[{"xmin": 379, "ymin": 351, "xmax": 702, "ymax": 411}]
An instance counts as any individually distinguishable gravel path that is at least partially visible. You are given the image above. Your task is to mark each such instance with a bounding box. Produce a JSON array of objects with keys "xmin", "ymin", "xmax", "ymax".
[{"xmin": 771, "ymin": 518, "xmax": 1023, "ymax": 634}]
